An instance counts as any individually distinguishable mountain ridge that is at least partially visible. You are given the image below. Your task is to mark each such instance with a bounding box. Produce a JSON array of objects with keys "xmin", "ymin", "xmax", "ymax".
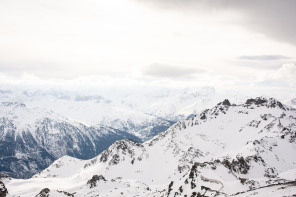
[
  {"xmin": 3, "ymin": 97, "xmax": 296, "ymax": 196},
  {"xmin": 0, "ymin": 102, "xmax": 142, "ymax": 179}
]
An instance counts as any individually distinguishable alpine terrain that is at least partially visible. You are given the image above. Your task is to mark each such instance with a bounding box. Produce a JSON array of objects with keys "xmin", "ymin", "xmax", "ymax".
[
  {"xmin": 1, "ymin": 97, "xmax": 296, "ymax": 196},
  {"xmin": 0, "ymin": 89, "xmax": 176, "ymax": 141},
  {"xmin": 0, "ymin": 102, "xmax": 141, "ymax": 179}
]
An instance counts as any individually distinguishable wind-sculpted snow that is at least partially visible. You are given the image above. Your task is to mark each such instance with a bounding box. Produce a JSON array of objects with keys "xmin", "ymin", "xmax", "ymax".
[{"xmin": 4, "ymin": 97, "xmax": 296, "ymax": 197}]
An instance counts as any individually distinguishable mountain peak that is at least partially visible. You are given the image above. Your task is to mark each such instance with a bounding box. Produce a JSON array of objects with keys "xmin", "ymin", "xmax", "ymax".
[
  {"xmin": 245, "ymin": 97, "xmax": 289, "ymax": 110},
  {"xmin": 98, "ymin": 138, "xmax": 146, "ymax": 166},
  {"xmin": 245, "ymin": 97, "xmax": 268, "ymax": 105},
  {"xmin": 222, "ymin": 99, "xmax": 231, "ymax": 106}
]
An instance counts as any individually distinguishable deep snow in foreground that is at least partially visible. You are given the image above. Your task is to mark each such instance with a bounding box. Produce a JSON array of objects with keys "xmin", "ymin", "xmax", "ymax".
[{"xmin": 2, "ymin": 97, "xmax": 296, "ymax": 196}]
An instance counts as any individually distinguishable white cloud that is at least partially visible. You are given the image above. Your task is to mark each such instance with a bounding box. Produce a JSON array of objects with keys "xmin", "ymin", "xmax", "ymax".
[
  {"xmin": 274, "ymin": 63, "xmax": 296, "ymax": 86},
  {"xmin": 0, "ymin": 0, "xmax": 295, "ymax": 96}
]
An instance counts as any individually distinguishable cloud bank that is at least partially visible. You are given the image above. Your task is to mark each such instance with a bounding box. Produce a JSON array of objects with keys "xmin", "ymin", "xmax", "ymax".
[
  {"xmin": 239, "ymin": 55, "xmax": 290, "ymax": 61},
  {"xmin": 143, "ymin": 63, "xmax": 205, "ymax": 78},
  {"xmin": 140, "ymin": 0, "xmax": 296, "ymax": 46}
]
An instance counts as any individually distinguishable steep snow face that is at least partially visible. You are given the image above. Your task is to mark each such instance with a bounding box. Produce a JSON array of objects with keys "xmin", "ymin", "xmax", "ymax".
[
  {"xmin": 0, "ymin": 102, "xmax": 141, "ymax": 179},
  {"xmin": 4, "ymin": 97, "xmax": 296, "ymax": 197}
]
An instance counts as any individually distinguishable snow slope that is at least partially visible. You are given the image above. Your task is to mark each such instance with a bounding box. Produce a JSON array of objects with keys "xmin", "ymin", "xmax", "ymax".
[{"xmin": 3, "ymin": 97, "xmax": 296, "ymax": 196}]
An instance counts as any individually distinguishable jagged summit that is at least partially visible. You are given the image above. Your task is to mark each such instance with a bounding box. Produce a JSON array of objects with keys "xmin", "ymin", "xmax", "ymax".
[
  {"xmin": 196, "ymin": 97, "xmax": 291, "ymax": 121},
  {"xmin": 97, "ymin": 138, "xmax": 146, "ymax": 167},
  {"xmin": 221, "ymin": 99, "xmax": 231, "ymax": 106},
  {"xmin": 245, "ymin": 97, "xmax": 268, "ymax": 105},
  {"xmin": 244, "ymin": 97, "xmax": 290, "ymax": 110},
  {"xmin": 148, "ymin": 97, "xmax": 292, "ymax": 148}
]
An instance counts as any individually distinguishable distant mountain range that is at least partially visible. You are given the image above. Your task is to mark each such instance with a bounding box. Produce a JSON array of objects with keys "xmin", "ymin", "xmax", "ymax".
[
  {"xmin": 0, "ymin": 87, "xmax": 219, "ymax": 179},
  {"xmin": 0, "ymin": 102, "xmax": 143, "ymax": 178},
  {"xmin": 0, "ymin": 86, "xmax": 218, "ymax": 122},
  {"xmin": 2, "ymin": 97, "xmax": 296, "ymax": 197}
]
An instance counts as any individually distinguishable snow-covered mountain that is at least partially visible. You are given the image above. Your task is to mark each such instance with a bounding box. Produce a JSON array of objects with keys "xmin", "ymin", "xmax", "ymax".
[
  {"xmin": 0, "ymin": 89, "xmax": 175, "ymax": 141},
  {"xmin": 3, "ymin": 97, "xmax": 296, "ymax": 196},
  {"xmin": 0, "ymin": 102, "xmax": 141, "ymax": 179}
]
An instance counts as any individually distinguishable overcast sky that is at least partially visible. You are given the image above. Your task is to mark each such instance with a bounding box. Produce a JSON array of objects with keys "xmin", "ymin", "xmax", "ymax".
[{"xmin": 0, "ymin": 0, "xmax": 295, "ymax": 95}]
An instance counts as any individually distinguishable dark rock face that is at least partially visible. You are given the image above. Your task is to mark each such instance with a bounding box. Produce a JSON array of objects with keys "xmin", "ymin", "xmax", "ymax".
[
  {"xmin": 35, "ymin": 188, "xmax": 50, "ymax": 197},
  {"xmin": 222, "ymin": 99, "xmax": 231, "ymax": 106},
  {"xmin": 245, "ymin": 97, "xmax": 288, "ymax": 110},
  {"xmin": 269, "ymin": 99, "xmax": 285, "ymax": 110},
  {"xmin": 57, "ymin": 190, "xmax": 75, "ymax": 197},
  {"xmin": 245, "ymin": 98, "xmax": 267, "ymax": 105},
  {"xmin": 222, "ymin": 157, "xmax": 250, "ymax": 174},
  {"xmin": 0, "ymin": 181, "xmax": 8, "ymax": 197},
  {"xmin": 189, "ymin": 163, "xmax": 199, "ymax": 180},
  {"xmin": 35, "ymin": 188, "xmax": 74, "ymax": 197},
  {"xmin": 199, "ymin": 109, "xmax": 209, "ymax": 120},
  {"xmin": 167, "ymin": 181, "xmax": 174, "ymax": 196},
  {"xmin": 87, "ymin": 175, "xmax": 107, "ymax": 188},
  {"xmin": 99, "ymin": 139, "xmax": 144, "ymax": 166},
  {"xmin": 200, "ymin": 113, "xmax": 206, "ymax": 120}
]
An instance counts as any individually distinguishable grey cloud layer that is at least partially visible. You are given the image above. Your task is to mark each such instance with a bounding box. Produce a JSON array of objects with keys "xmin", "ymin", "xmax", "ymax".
[
  {"xmin": 239, "ymin": 55, "xmax": 290, "ymax": 61},
  {"xmin": 139, "ymin": 0, "xmax": 296, "ymax": 45},
  {"xmin": 143, "ymin": 63, "xmax": 205, "ymax": 78}
]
